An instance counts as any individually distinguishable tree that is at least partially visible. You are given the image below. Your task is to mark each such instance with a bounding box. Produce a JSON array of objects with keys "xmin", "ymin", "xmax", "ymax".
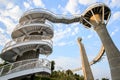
[
  {"xmin": 51, "ymin": 61, "xmax": 55, "ymax": 72},
  {"xmin": 66, "ymin": 69, "xmax": 73, "ymax": 76}
]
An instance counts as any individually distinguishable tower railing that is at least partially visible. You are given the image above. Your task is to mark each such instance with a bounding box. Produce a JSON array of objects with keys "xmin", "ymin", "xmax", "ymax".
[
  {"xmin": 21, "ymin": 8, "xmax": 70, "ymax": 19},
  {"xmin": 13, "ymin": 20, "xmax": 53, "ymax": 31},
  {"xmin": 14, "ymin": 35, "xmax": 53, "ymax": 42},
  {"xmin": 19, "ymin": 8, "xmax": 81, "ymax": 24},
  {"xmin": 2, "ymin": 39, "xmax": 53, "ymax": 53},
  {"xmin": 0, "ymin": 58, "xmax": 51, "ymax": 76}
]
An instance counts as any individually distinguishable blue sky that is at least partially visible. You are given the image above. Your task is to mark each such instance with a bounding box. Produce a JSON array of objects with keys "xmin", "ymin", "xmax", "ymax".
[{"xmin": 0, "ymin": 0, "xmax": 120, "ymax": 79}]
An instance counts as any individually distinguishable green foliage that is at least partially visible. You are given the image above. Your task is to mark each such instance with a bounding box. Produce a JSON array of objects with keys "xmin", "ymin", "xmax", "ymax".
[
  {"xmin": 51, "ymin": 61, "xmax": 55, "ymax": 72},
  {"xmin": 34, "ymin": 61, "xmax": 84, "ymax": 80},
  {"xmin": 35, "ymin": 70, "xmax": 84, "ymax": 80},
  {"xmin": 35, "ymin": 76, "xmax": 50, "ymax": 80},
  {"xmin": 102, "ymin": 78, "xmax": 109, "ymax": 80},
  {"xmin": 0, "ymin": 61, "xmax": 7, "ymax": 67},
  {"xmin": 66, "ymin": 69, "xmax": 73, "ymax": 76}
]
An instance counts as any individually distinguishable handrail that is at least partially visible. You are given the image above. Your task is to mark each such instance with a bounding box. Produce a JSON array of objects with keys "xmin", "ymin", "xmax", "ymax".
[
  {"xmin": 0, "ymin": 58, "xmax": 51, "ymax": 76},
  {"xmin": 2, "ymin": 39, "xmax": 53, "ymax": 53},
  {"xmin": 9, "ymin": 60, "xmax": 50, "ymax": 74},
  {"xmin": 13, "ymin": 20, "xmax": 53, "ymax": 31},
  {"xmin": 19, "ymin": 8, "xmax": 81, "ymax": 24},
  {"xmin": 82, "ymin": 3, "xmax": 109, "ymax": 15},
  {"xmin": 14, "ymin": 35, "xmax": 53, "ymax": 42},
  {"xmin": 20, "ymin": 3, "xmax": 109, "ymax": 24},
  {"xmin": 22, "ymin": 8, "xmax": 80, "ymax": 19}
]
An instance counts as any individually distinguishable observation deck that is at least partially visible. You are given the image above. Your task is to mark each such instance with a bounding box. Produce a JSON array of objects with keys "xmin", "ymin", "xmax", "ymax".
[
  {"xmin": 12, "ymin": 20, "xmax": 53, "ymax": 40},
  {"xmin": 0, "ymin": 38, "xmax": 52, "ymax": 62},
  {"xmin": 0, "ymin": 59, "xmax": 51, "ymax": 80},
  {"xmin": 81, "ymin": 3, "xmax": 111, "ymax": 28}
]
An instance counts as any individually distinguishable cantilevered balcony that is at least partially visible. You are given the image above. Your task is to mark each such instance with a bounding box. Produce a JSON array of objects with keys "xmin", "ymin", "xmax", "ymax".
[
  {"xmin": 12, "ymin": 21, "xmax": 53, "ymax": 40},
  {"xmin": 0, "ymin": 39, "xmax": 52, "ymax": 62},
  {"xmin": 0, "ymin": 58, "xmax": 51, "ymax": 80}
]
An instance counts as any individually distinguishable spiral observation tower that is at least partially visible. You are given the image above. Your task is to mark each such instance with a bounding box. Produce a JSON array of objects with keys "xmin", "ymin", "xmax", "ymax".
[{"xmin": 0, "ymin": 9, "xmax": 53, "ymax": 80}]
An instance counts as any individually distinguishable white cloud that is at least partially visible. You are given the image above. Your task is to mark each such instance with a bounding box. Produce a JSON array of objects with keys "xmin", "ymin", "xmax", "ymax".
[
  {"xmin": 55, "ymin": 41, "xmax": 74, "ymax": 47},
  {"xmin": 8, "ymin": 6, "xmax": 22, "ymax": 20},
  {"xmin": 110, "ymin": 0, "xmax": 120, "ymax": 8},
  {"xmin": 0, "ymin": 0, "xmax": 9, "ymax": 7},
  {"xmin": 0, "ymin": 5, "xmax": 22, "ymax": 21},
  {"xmin": 87, "ymin": 34, "xmax": 93, "ymax": 39},
  {"xmin": 102, "ymin": 0, "xmax": 110, "ymax": 5},
  {"xmin": 0, "ymin": 16, "xmax": 16, "ymax": 34},
  {"xmin": 53, "ymin": 27, "xmax": 71, "ymax": 43},
  {"xmin": 0, "ymin": 27, "xmax": 5, "ymax": 33},
  {"xmin": 53, "ymin": 23, "xmax": 80, "ymax": 47},
  {"xmin": 0, "ymin": 32, "xmax": 10, "ymax": 46},
  {"xmin": 6, "ymin": 2, "xmax": 14, "ymax": 9},
  {"xmin": 65, "ymin": 0, "xmax": 79, "ymax": 14},
  {"xmin": 78, "ymin": 0, "xmax": 97, "ymax": 5},
  {"xmin": 0, "ymin": 3, "xmax": 23, "ymax": 34},
  {"xmin": 32, "ymin": 0, "xmax": 45, "ymax": 7},
  {"xmin": 52, "ymin": 56, "xmax": 81, "ymax": 70},
  {"xmin": 23, "ymin": 2, "xmax": 30, "ymax": 9},
  {"xmin": 112, "ymin": 11, "xmax": 120, "ymax": 21},
  {"xmin": 57, "ymin": 42, "xmax": 67, "ymax": 46},
  {"xmin": 64, "ymin": 0, "xmax": 97, "ymax": 14},
  {"xmin": 111, "ymin": 28, "xmax": 119, "ymax": 36},
  {"xmin": 72, "ymin": 26, "xmax": 79, "ymax": 36}
]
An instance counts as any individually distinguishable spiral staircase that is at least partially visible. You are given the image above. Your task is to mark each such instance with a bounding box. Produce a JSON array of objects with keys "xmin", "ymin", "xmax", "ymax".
[{"xmin": 0, "ymin": 9, "xmax": 53, "ymax": 80}]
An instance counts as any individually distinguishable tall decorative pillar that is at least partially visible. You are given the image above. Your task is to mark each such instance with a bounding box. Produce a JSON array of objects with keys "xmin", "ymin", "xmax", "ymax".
[{"xmin": 77, "ymin": 38, "xmax": 94, "ymax": 80}]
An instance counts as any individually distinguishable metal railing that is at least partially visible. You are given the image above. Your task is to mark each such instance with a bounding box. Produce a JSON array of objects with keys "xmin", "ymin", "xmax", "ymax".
[
  {"xmin": 14, "ymin": 35, "xmax": 53, "ymax": 42},
  {"xmin": 13, "ymin": 20, "xmax": 53, "ymax": 31},
  {"xmin": 21, "ymin": 8, "xmax": 78, "ymax": 19},
  {"xmin": 2, "ymin": 39, "xmax": 53, "ymax": 53},
  {"xmin": 0, "ymin": 58, "xmax": 51, "ymax": 76},
  {"xmin": 19, "ymin": 8, "xmax": 81, "ymax": 24}
]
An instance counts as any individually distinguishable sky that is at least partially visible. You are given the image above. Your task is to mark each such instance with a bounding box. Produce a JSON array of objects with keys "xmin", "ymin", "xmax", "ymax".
[{"xmin": 0, "ymin": 0, "xmax": 120, "ymax": 79}]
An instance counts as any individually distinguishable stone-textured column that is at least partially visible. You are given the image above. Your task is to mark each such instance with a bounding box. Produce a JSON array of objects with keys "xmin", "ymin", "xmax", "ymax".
[
  {"xmin": 77, "ymin": 38, "xmax": 94, "ymax": 80},
  {"xmin": 95, "ymin": 23, "xmax": 120, "ymax": 80}
]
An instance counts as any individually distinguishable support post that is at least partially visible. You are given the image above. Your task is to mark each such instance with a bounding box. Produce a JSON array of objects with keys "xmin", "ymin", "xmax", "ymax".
[
  {"xmin": 77, "ymin": 38, "xmax": 94, "ymax": 80},
  {"xmin": 94, "ymin": 23, "xmax": 120, "ymax": 80}
]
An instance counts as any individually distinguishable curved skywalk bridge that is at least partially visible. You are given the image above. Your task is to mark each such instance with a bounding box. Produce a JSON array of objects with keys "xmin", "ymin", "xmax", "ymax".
[
  {"xmin": 72, "ymin": 45, "xmax": 105, "ymax": 72},
  {"xmin": 0, "ymin": 59, "xmax": 51, "ymax": 80},
  {"xmin": 19, "ymin": 8, "xmax": 81, "ymax": 24}
]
